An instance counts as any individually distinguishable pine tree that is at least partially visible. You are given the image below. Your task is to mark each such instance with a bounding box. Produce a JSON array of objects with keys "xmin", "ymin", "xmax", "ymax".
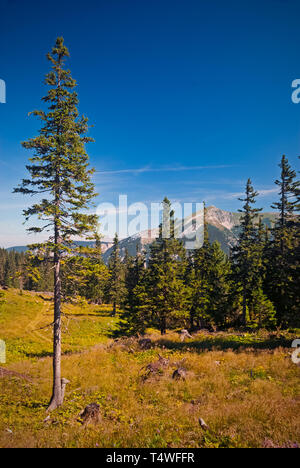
[
  {"xmin": 108, "ymin": 233, "xmax": 126, "ymax": 316},
  {"xmin": 231, "ymin": 179, "xmax": 262, "ymax": 326},
  {"xmin": 14, "ymin": 38, "xmax": 98, "ymax": 410},
  {"xmin": 62, "ymin": 240, "xmax": 109, "ymax": 304},
  {"xmin": 186, "ymin": 204, "xmax": 231, "ymax": 330},
  {"xmin": 145, "ymin": 198, "xmax": 188, "ymax": 335},
  {"xmin": 246, "ymin": 217, "xmax": 277, "ymax": 328},
  {"xmin": 206, "ymin": 241, "xmax": 231, "ymax": 328},
  {"xmin": 271, "ymin": 155, "xmax": 299, "ymax": 239},
  {"xmin": 117, "ymin": 244, "xmax": 148, "ymax": 336},
  {"xmin": 186, "ymin": 203, "xmax": 211, "ymax": 329},
  {"xmin": 265, "ymin": 156, "xmax": 299, "ymax": 326}
]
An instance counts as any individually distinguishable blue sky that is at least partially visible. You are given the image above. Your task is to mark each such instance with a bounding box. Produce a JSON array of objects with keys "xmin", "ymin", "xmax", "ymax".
[{"xmin": 0, "ymin": 0, "xmax": 299, "ymax": 246}]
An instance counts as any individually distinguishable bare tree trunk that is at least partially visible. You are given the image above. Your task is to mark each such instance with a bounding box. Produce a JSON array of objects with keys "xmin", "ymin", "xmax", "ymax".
[
  {"xmin": 190, "ymin": 306, "xmax": 195, "ymax": 331},
  {"xmin": 160, "ymin": 315, "xmax": 166, "ymax": 335},
  {"xmin": 242, "ymin": 282, "xmax": 247, "ymax": 327},
  {"xmin": 47, "ymin": 240, "xmax": 63, "ymax": 411}
]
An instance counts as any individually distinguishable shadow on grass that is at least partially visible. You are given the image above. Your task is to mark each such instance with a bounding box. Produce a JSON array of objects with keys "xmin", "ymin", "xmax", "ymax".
[
  {"xmin": 24, "ymin": 348, "xmax": 75, "ymax": 359},
  {"xmin": 64, "ymin": 310, "xmax": 114, "ymax": 318},
  {"xmin": 38, "ymin": 295, "xmax": 53, "ymax": 302},
  {"xmin": 156, "ymin": 335, "xmax": 293, "ymax": 353},
  {"xmin": 65, "ymin": 313, "xmax": 105, "ymax": 318},
  {"xmin": 21, "ymin": 401, "xmax": 48, "ymax": 409}
]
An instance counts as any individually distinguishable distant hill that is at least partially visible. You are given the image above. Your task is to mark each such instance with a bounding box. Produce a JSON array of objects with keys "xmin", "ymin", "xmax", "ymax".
[
  {"xmin": 6, "ymin": 206, "xmax": 278, "ymax": 261},
  {"xmin": 6, "ymin": 240, "xmax": 114, "ymax": 255},
  {"xmin": 6, "ymin": 246, "xmax": 28, "ymax": 253}
]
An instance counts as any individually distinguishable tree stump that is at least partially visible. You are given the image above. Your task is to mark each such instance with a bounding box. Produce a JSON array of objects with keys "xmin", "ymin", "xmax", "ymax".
[
  {"xmin": 79, "ymin": 403, "xmax": 101, "ymax": 425},
  {"xmin": 199, "ymin": 417, "xmax": 210, "ymax": 431},
  {"xmin": 138, "ymin": 338, "xmax": 152, "ymax": 349},
  {"xmin": 172, "ymin": 367, "xmax": 187, "ymax": 380},
  {"xmin": 180, "ymin": 329, "xmax": 192, "ymax": 342}
]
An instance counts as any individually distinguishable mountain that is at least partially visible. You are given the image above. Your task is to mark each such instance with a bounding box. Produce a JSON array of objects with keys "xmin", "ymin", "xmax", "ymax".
[
  {"xmin": 5, "ymin": 206, "xmax": 278, "ymax": 261},
  {"xmin": 102, "ymin": 206, "xmax": 278, "ymax": 262}
]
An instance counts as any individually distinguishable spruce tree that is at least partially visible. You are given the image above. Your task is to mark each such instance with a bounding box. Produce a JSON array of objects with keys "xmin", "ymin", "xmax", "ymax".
[
  {"xmin": 231, "ymin": 179, "xmax": 262, "ymax": 326},
  {"xmin": 108, "ymin": 233, "xmax": 126, "ymax": 315},
  {"xmin": 187, "ymin": 203, "xmax": 211, "ymax": 329},
  {"xmin": 62, "ymin": 241, "xmax": 109, "ymax": 304},
  {"xmin": 266, "ymin": 156, "xmax": 299, "ymax": 326},
  {"xmin": 145, "ymin": 198, "xmax": 188, "ymax": 334},
  {"xmin": 206, "ymin": 241, "xmax": 231, "ymax": 328},
  {"xmin": 187, "ymin": 204, "xmax": 231, "ymax": 330},
  {"xmin": 14, "ymin": 38, "xmax": 98, "ymax": 410},
  {"xmin": 247, "ymin": 217, "xmax": 277, "ymax": 328},
  {"xmin": 117, "ymin": 244, "xmax": 148, "ymax": 335}
]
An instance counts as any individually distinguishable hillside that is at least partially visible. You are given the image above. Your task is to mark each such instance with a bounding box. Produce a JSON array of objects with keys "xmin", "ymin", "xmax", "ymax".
[{"xmin": 0, "ymin": 289, "xmax": 299, "ymax": 448}]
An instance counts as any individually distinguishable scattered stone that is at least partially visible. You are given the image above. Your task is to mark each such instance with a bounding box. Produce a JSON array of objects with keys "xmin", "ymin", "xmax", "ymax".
[
  {"xmin": 190, "ymin": 399, "xmax": 202, "ymax": 406},
  {"xmin": 263, "ymin": 439, "xmax": 299, "ymax": 449},
  {"xmin": 138, "ymin": 338, "xmax": 152, "ymax": 350},
  {"xmin": 198, "ymin": 418, "xmax": 210, "ymax": 431},
  {"xmin": 141, "ymin": 355, "xmax": 170, "ymax": 381},
  {"xmin": 172, "ymin": 368, "xmax": 187, "ymax": 380},
  {"xmin": 157, "ymin": 354, "xmax": 170, "ymax": 367},
  {"xmin": 180, "ymin": 329, "xmax": 192, "ymax": 342},
  {"xmin": 79, "ymin": 403, "xmax": 101, "ymax": 425},
  {"xmin": 110, "ymin": 336, "xmax": 138, "ymax": 352}
]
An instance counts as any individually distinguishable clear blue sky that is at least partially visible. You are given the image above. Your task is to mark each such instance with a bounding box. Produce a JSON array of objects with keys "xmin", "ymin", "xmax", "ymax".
[{"xmin": 0, "ymin": 0, "xmax": 299, "ymax": 246}]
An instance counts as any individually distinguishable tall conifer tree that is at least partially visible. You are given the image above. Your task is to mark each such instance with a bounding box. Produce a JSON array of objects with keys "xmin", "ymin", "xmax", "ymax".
[
  {"xmin": 231, "ymin": 179, "xmax": 262, "ymax": 326},
  {"xmin": 266, "ymin": 156, "xmax": 299, "ymax": 326},
  {"xmin": 108, "ymin": 233, "xmax": 126, "ymax": 315},
  {"xmin": 146, "ymin": 198, "xmax": 188, "ymax": 334},
  {"xmin": 14, "ymin": 38, "xmax": 98, "ymax": 410}
]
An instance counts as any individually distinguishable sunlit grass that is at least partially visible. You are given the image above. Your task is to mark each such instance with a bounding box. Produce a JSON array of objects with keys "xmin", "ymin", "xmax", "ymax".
[
  {"xmin": 0, "ymin": 290, "xmax": 299, "ymax": 448},
  {"xmin": 0, "ymin": 289, "xmax": 117, "ymax": 362}
]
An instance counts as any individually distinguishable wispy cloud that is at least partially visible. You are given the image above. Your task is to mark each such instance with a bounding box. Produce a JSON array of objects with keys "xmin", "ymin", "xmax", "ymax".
[
  {"xmin": 96, "ymin": 164, "xmax": 234, "ymax": 175},
  {"xmin": 257, "ymin": 188, "xmax": 278, "ymax": 196},
  {"xmin": 205, "ymin": 187, "xmax": 279, "ymax": 201}
]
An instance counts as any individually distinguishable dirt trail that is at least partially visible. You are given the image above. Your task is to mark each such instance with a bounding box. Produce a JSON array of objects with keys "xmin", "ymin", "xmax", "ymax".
[
  {"xmin": 0, "ymin": 367, "xmax": 33, "ymax": 382},
  {"xmin": 24, "ymin": 302, "xmax": 53, "ymax": 344}
]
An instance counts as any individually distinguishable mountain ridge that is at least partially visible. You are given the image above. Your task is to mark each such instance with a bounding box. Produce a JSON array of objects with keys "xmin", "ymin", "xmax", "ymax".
[{"xmin": 5, "ymin": 206, "xmax": 278, "ymax": 261}]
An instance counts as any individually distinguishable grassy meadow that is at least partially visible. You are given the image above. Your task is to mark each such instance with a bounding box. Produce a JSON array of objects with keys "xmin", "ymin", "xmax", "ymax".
[{"xmin": 0, "ymin": 289, "xmax": 299, "ymax": 448}]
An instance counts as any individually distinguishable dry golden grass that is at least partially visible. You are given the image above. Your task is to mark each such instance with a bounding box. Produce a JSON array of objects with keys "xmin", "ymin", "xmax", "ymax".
[{"xmin": 0, "ymin": 290, "xmax": 299, "ymax": 448}]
